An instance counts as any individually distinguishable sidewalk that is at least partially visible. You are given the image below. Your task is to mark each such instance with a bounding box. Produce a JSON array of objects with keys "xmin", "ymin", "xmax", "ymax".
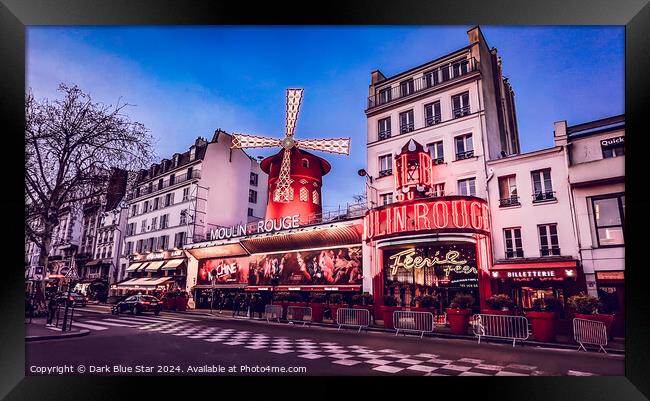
[
  {"xmin": 25, "ymin": 318, "xmax": 90, "ymax": 342},
  {"xmin": 170, "ymin": 308, "xmax": 625, "ymax": 354}
]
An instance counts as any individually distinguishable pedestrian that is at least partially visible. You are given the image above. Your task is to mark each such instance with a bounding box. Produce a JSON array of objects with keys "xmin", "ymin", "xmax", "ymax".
[
  {"xmin": 256, "ymin": 295, "xmax": 265, "ymax": 319},
  {"xmin": 232, "ymin": 294, "xmax": 241, "ymax": 316},
  {"xmin": 46, "ymin": 293, "xmax": 57, "ymax": 326}
]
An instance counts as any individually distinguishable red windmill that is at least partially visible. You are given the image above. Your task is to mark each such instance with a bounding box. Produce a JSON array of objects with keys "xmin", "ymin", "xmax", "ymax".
[{"xmin": 231, "ymin": 89, "xmax": 351, "ymax": 223}]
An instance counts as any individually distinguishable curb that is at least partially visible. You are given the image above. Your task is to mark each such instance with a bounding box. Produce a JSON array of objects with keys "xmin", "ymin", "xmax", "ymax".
[
  {"xmin": 25, "ymin": 329, "xmax": 91, "ymax": 342},
  {"xmin": 172, "ymin": 310, "xmax": 625, "ymax": 355}
]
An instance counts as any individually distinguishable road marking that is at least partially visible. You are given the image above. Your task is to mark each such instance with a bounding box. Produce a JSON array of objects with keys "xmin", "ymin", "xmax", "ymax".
[
  {"xmin": 85, "ymin": 320, "xmax": 139, "ymax": 327},
  {"xmin": 71, "ymin": 322, "xmax": 108, "ymax": 331}
]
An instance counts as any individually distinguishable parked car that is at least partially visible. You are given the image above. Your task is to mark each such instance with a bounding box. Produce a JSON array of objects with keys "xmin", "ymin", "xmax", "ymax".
[
  {"xmin": 55, "ymin": 292, "xmax": 87, "ymax": 307},
  {"xmin": 112, "ymin": 295, "xmax": 162, "ymax": 315}
]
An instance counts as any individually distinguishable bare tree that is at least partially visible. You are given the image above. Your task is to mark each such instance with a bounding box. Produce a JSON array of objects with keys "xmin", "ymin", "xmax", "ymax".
[
  {"xmin": 25, "ymin": 84, "xmax": 154, "ymax": 294},
  {"xmin": 351, "ymin": 191, "xmax": 367, "ymax": 205}
]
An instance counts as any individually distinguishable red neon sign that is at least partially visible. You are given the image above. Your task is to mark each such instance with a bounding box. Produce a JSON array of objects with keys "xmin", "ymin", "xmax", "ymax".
[{"xmin": 363, "ymin": 196, "xmax": 490, "ymax": 242}]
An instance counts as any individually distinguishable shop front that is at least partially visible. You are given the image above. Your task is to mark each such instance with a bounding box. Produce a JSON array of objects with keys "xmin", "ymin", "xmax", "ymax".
[
  {"xmin": 192, "ymin": 256, "xmax": 249, "ymax": 309},
  {"xmin": 112, "ymin": 250, "xmax": 187, "ymax": 296},
  {"xmin": 595, "ymin": 270, "xmax": 624, "ymax": 337}
]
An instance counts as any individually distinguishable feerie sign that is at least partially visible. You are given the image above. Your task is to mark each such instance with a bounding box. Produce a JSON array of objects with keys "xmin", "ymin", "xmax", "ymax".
[
  {"xmin": 210, "ymin": 214, "xmax": 300, "ymax": 241},
  {"xmin": 363, "ymin": 197, "xmax": 490, "ymax": 241}
]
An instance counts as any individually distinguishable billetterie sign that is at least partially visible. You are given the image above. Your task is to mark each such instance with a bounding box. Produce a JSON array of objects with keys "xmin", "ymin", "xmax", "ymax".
[
  {"xmin": 210, "ymin": 214, "xmax": 300, "ymax": 241},
  {"xmin": 363, "ymin": 197, "xmax": 490, "ymax": 242}
]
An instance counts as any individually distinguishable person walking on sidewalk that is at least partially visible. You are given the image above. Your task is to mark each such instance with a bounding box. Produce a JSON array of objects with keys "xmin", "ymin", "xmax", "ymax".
[
  {"xmin": 46, "ymin": 294, "xmax": 57, "ymax": 326},
  {"xmin": 232, "ymin": 294, "xmax": 241, "ymax": 317}
]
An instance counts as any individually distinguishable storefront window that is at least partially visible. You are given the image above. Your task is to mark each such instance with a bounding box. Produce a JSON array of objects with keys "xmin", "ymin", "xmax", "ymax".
[{"xmin": 592, "ymin": 194, "xmax": 625, "ymax": 246}]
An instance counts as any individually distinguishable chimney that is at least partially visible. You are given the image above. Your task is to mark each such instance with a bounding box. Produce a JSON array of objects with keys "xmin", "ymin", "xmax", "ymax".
[
  {"xmin": 554, "ymin": 120, "xmax": 568, "ymax": 146},
  {"xmin": 467, "ymin": 26, "xmax": 481, "ymax": 45},
  {"xmin": 370, "ymin": 70, "xmax": 386, "ymax": 85}
]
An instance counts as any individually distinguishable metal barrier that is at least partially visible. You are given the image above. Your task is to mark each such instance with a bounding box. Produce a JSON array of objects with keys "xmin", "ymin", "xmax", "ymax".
[
  {"xmin": 472, "ymin": 314, "xmax": 530, "ymax": 347},
  {"xmin": 393, "ymin": 311, "xmax": 434, "ymax": 338},
  {"xmin": 573, "ymin": 318, "xmax": 608, "ymax": 353},
  {"xmin": 287, "ymin": 306, "xmax": 312, "ymax": 326},
  {"xmin": 265, "ymin": 304, "xmax": 283, "ymax": 323},
  {"xmin": 336, "ymin": 308, "xmax": 370, "ymax": 333}
]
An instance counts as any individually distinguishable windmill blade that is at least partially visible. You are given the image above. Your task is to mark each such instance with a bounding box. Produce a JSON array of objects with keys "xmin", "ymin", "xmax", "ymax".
[
  {"xmin": 285, "ymin": 88, "xmax": 304, "ymax": 138},
  {"xmin": 231, "ymin": 134, "xmax": 282, "ymax": 149},
  {"xmin": 273, "ymin": 148, "xmax": 294, "ymax": 203},
  {"xmin": 295, "ymin": 138, "xmax": 351, "ymax": 155}
]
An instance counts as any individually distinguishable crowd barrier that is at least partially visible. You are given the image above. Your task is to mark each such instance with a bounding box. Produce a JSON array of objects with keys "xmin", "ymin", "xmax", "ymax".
[
  {"xmin": 287, "ymin": 306, "xmax": 312, "ymax": 326},
  {"xmin": 264, "ymin": 304, "xmax": 283, "ymax": 323},
  {"xmin": 573, "ymin": 318, "xmax": 608, "ymax": 353},
  {"xmin": 472, "ymin": 313, "xmax": 530, "ymax": 347},
  {"xmin": 336, "ymin": 308, "xmax": 370, "ymax": 333},
  {"xmin": 393, "ymin": 310, "xmax": 434, "ymax": 338}
]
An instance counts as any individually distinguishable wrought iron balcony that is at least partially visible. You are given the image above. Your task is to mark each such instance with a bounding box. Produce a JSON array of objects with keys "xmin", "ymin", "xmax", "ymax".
[
  {"xmin": 452, "ymin": 105, "xmax": 471, "ymax": 119},
  {"xmin": 505, "ymin": 250, "xmax": 524, "ymax": 258},
  {"xmin": 425, "ymin": 115, "xmax": 442, "ymax": 126},
  {"xmin": 540, "ymin": 247, "xmax": 561, "ymax": 257},
  {"xmin": 499, "ymin": 196, "xmax": 520, "ymax": 207},
  {"xmin": 455, "ymin": 150, "xmax": 475, "ymax": 160},
  {"xmin": 432, "ymin": 157, "xmax": 444, "ymax": 165},
  {"xmin": 126, "ymin": 170, "xmax": 201, "ymax": 201},
  {"xmin": 532, "ymin": 191, "xmax": 556, "ymax": 203},
  {"xmin": 378, "ymin": 169, "xmax": 393, "ymax": 177},
  {"xmin": 399, "ymin": 123, "xmax": 415, "ymax": 134},
  {"xmin": 378, "ymin": 130, "xmax": 392, "ymax": 141},
  {"xmin": 368, "ymin": 57, "xmax": 477, "ymax": 109}
]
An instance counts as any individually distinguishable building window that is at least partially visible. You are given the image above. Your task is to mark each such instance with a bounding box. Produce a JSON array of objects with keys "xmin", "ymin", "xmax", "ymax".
[
  {"xmin": 183, "ymin": 187, "xmax": 190, "ymax": 202},
  {"xmin": 153, "ymin": 197, "xmax": 159, "ymax": 210},
  {"xmin": 143, "ymin": 200, "xmax": 150, "ymax": 212},
  {"xmin": 378, "ymin": 154, "xmax": 393, "ymax": 177},
  {"xmin": 424, "ymin": 101, "xmax": 441, "ymax": 126},
  {"xmin": 247, "ymin": 208, "xmax": 254, "ymax": 217},
  {"xmin": 158, "ymin": 178, "xmax": 164, "ymax": 190},
  {"xmin": 312, "ymin": 190, "xmax": 320, "ymax": 205},
  {"xmin": 538, "ymin": 224, "xmax": 560, "ymax": 256},
  {"xmin": 174, "ymin": 231, "xmax": 186, "ymax": 248},
  {"xmin": 302, "ymin": 159, "xmax": 309, "ymax": 168},
  {"xmin": 399, "ymin": 110, "xmax": 415, "ymax": 134},
  {"xmin": 378, "ymin": 117, "xmax": 391, "ymax": 141},
  {"xmin": 424, "ymin": 69, "xmax": 440, "ymax": 87},
  {"xmin": 250, "ymin": 172, "xmax": 258, "ymax": 186},
  {"xmin": 504, "ymin": 228, "xmax": 524, "ymax": 258},
  {"xmin": 136, "ymin": 239, "xmax": 144, "ymax": 253},
  {"xmin": 455, "ymin": 134, "xmax": 474, "ymax": 160},
  {"xmin": 300, "ymin": 187, "xmax": 309, "ymax": 202},
  {"xmin": 440, "ymin": 63, "xmax": 451, "ymax": 82},
  {"xmin": 187, "ymin": 167, "xmax": 193, "ymax": 180},
  {"xmin": 158, "ymin": 235, "xmax": 168, "ymax": 250},
  {"xmin": 378, "ymin": 87, "xmax": 392, "ymax": 105},
  {"xmin": 147, "ymin": 237, "xmax": 155, "ymax": 253},
  {"xmin": 249, "ymin": 189, "xmax": 258, "ymax": 204},
  {"xmin": 531, "ymin": 169, "xmax": 555, "ymax": 202},
  {"xmin": 165, "ymin": 193, "xmax": 174, "ymax": 207},
  {"xmin": 431, "ymin": 183, "xmax": 445, "ymax": 197},
  {"xmin": 151, "ymin": 216, "xmax": 158, "ymax": 231},
  {"xmin": 160, "ymin": 214, "xmax": 169, "ymax": 229},
  {"xmin": 169, "ymin": 174, "xmax": 175, "ymax": 185},
  {"xmin": 427, "ymin": 141, "xmax": 444, "ymax": 164},
  {"xmin": 107, "ymin": 247, "xmax": 112, "ymax": 258},
  {"xmin": 452, "ymin": 91, "xmax": 470, "ymax": 118},
  {"xmin": 601, "ymin": 138, "xmax": 625, "ymax": 159},
  {"xmin": 457, "ymin": 177, "xmax": 476, "ymax": 196},
  {"xmin": 592, "ymin": 194, "xmax": 625, "ymax": 247},
  {"xmin": 380, "ymin": 193, "xmax": 393, "ymax": 206},
  {"xmin": 130, "ymin": 204, "xmax": 138, "ymax": 217},
  {"xmin": 140, "ymin": 219, "xmax": 147, "ymax": 233},
  {"xmin": 451, "ymin": 58, "xmax": 469, "ymax": 78},
  {"xmin": 400, "ymin": 78, "xmax": 414, "ymax": 97},
  {"xmin": 179, "ymin": 210, "xmax": 187, "ymax": 225},
  {"xmin": 498, "ymin": 175, "xmax": 519, "ymax": 206}
]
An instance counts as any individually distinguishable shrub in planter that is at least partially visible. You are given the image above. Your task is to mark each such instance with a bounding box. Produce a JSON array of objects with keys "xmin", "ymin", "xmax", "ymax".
[
  {"xmin": 526, "ymin": 297, "xmax": 562, "ymax": 342},
  {"xmin": 352, "ymin": 293, "xmax": 375, "ymax": 323},
  {"xmin": 568, "ymin": 293, "xmax": 614, "ymax": 339},
  {"xmin": 485, "ymin": 294, "xmax": 515, "ymax": 313},
  {"xmin": 327, "ymin": 294, "xmax": 345, "ymax": 322},
  {"xmin": 309, "ymin": 293, "xmax": 326, "ymax": 322},
  {"xmin": 446, "ymin": 293, "xmax": 475, "ymax": 335}
]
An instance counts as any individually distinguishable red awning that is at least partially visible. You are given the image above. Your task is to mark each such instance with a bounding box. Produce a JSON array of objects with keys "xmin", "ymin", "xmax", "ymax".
[
  {"xmin": 245, "ymin": 285, "xmax": 361, "ymax": 292},
  {"xmin": 490, "ymin": 260, "xmax": 577, "ymax": 270}
]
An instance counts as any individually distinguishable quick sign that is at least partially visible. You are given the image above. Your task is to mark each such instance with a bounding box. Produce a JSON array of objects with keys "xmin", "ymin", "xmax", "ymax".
[
  {"xmin": 209, "ymin": 214, "xmax": 300, "ymax": 241},
  {"xmin": 600, "ymin": 136, "xmax": 624, "ymax": 148}
]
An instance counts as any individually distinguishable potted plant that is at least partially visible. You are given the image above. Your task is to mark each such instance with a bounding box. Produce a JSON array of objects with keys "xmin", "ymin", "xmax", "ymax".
[
  {"xmin": 446, "ymin": 293, "xmax": 475, "ymax": 335},
  {"xmin": 380, "ymin": 295, "xmax": 400, "ymax": 329},
  {"xmin": 412, "ymin": 294, "xmax": 437, "ymax": 313},
  {"xmin": 568, "ymin": 293, "xmax": 614, "ymax": 339},
  {"xmin": 328, "ymin": 294, "xmax": 344, "ymax": 322},
  {"xmin": 352, "ymin": 293, "xmax": 375, "ymax": 324},
  {"xmin": 309, "ymin": 293, "xmax": 326, "ymax": 322},
  {"xmin": 526, "ymin": 297, "xmax": 563, "ymax": 342},
  {"xmin": 484, "ymin": 294, "xmax": 515, "ymax": 315}
]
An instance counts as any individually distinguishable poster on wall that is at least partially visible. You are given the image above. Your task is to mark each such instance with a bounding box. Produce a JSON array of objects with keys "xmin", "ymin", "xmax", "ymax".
[
  {"xmin": 384, "ymin": 243, "xmax": 478, "ymax": 289},
  {"xmin": 248, "ymin": 246, "xmax": 363, "ymax": 286},
  {"xmin": 197, "ymin": 257, "xmax": 249, "ymax": 285}
]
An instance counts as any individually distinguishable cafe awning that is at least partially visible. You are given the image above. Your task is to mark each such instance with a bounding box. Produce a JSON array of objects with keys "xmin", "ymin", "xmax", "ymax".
[
  {"xmin": 84, "ymin": 259, "xmax": 103, "ymax": 267},
  {"xmin": 161, "ymin": 259, "xmax": 185, "ymax": 270},
  {"xmin": 136, "ymin": 262, "xmax": 150, "ymax": 272},
  {"xmin": 144, "ymin": 261, "xmax": 165, "ymax": 272},
  {"xmin": 125, "ymin": 262, "xmax": 143, "ymax": 272}
]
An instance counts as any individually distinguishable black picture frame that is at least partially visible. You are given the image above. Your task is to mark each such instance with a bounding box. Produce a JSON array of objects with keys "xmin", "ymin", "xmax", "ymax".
[{"xmin": 2, "ymin": 0, "xmax": 649, "ymax": 399}]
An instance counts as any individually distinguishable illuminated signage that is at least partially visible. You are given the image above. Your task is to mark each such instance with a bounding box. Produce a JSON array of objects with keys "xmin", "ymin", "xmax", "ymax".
[
  {"xmin": 363, "ymin": 197, "xmax": 490, "ymax": 241},
  {"xmin": 494, "ymin": 269, "xmax": 576, "ymax": 281},
  {"xmin": 209, "ymin": 214, "xmax": 300, "ymax": 241},
  {"xmin": 388, "ymin": 248, "xmax": 477, "ymax": 276},
  {"xmin": 600, "ymin": 136, "xmax": 624, "ymax": 148},
  {"xmin": 596, "ymin": 271, "xmax": 624, "ymax": 280}
]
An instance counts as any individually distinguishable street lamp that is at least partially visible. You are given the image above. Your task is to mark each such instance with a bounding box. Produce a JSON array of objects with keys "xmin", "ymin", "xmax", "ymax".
[{"xmin": 357, "ymin": 169, "xmax": 377, "ymax": 208}]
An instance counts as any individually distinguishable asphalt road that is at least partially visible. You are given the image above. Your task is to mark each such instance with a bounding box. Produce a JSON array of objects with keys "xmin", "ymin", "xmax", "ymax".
[{"xmin": 25, "ymin": 306, "xmax": 624, "ymax": 376}]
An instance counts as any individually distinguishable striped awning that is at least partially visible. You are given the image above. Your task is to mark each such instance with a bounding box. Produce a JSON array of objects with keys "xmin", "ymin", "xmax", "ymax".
[
  {"xmin": 161, "ymin": 259, "xmax": 185, "ymax": 270},
  {"xmin": 136, "ymin": 262, "xmax": 150, "ymax": 272},
  {"xmin": 144, "ymin": 261, "xmax": 165, "ymax": 272},
  {"xmin": 125, "ymin": 262, "xmax": 143, "ymax": 272}
]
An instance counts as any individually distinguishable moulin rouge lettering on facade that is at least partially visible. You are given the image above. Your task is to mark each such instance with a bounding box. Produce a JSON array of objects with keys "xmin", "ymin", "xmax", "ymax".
[
  {"xmin": 210, "ymin": 214, "xmax": 300, "ymax": 241},
  {"xmin": 388, "ymin": 248, "xmax": 478, "ymax": 276}
]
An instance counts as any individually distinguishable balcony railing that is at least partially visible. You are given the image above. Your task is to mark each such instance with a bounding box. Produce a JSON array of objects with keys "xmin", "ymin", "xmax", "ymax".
[
  {"xmin": 432, "ymin": 157, "xmax": 444, "ymax": 165},
  {"xmin": 456, "ymin": 150, "xmax": 475, "ymax": 160},
  {"xmin": 540, "ymin": 247, "xmax": 561, "ymax": 257},
  {"xmin": 378, "ymin": 169, "xmax": 393, "ymax": 177},
  {"xmin": 452, "ymin": 105, "xmax": 471, "ymax": 119},
  {"xmin": 368, "ymin": 57, "xmax": 477, "ymax": 109},
  {"xmin": 532, "ymin": 191, "xmax": 556, "ymax": 203},
  {"xmin": 378, "ymin": 130, "xmax": 392, "ymax": 141},
  {"xmin": 505, "ymin": 250, "xmax": 524, "ymax": 258},
  {"xmin": 425, "ymin": 115, "xmax": 442, "ymax": 126},
  {"xmin": 399, "ymin": 122, "xmax": 415, "ymax": 134},
  {"xmin": 127, "ymin": 170, "xmax": 201, "ymax": 201},
  {"xmin": 499, "ymin": 196, "xmax": 520, "ymax": 207}
]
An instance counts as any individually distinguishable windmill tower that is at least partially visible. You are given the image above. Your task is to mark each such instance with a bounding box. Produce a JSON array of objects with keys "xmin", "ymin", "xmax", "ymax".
[{"xmin": 231, "ymin": 88, "xmax": 350, "ymax": 224}]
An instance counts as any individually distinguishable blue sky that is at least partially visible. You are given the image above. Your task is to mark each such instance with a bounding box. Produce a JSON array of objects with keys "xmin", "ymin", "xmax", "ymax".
[{"xmin": 26, "ymin": 26, "xmax": 624, "ymax": 209}]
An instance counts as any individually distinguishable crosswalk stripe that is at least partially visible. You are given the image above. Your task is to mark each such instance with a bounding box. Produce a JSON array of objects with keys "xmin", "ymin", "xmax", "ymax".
[
  {"xmin": 71, "ymin": 321, "xmax": 109, "ymax": 331},
  {"xmin": 108, "ymin": 315, "xmax": 187, "ymax": 323},
  {"xmin": 112, "ymin": 316, "xmax": 188, "ymax": 325},
  {"xmin": 94, "ymin": 319, "xmax": 142, "ymax": 327}
]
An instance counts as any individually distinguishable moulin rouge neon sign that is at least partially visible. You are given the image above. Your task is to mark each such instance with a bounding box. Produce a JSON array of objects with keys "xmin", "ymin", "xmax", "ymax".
[{"xmin": 363, "ymin": 139, "xmax": 490, "ymax": 242}]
